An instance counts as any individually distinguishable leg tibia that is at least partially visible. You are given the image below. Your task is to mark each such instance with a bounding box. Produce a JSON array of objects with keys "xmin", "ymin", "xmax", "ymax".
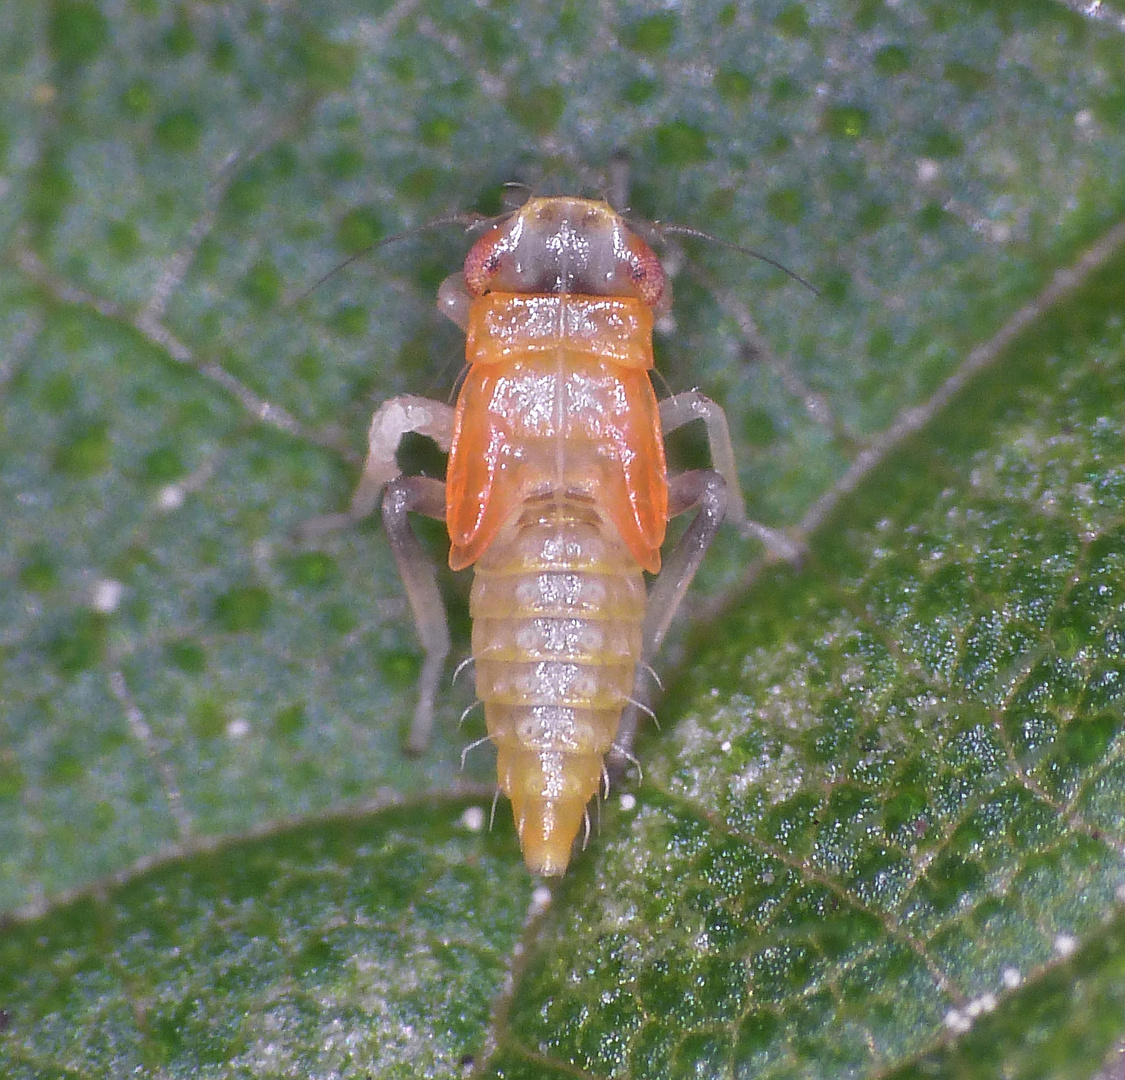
[
  {"xmin": 660, "ymin": 391, "xmax": 746, "ymax": 531},
  {"xmin": 614, "ymin": 469, "xmax": 728, "ymax": 758},
  {"xmin": 382, "ymin": 474, "xmax": 450, "ymax": 753},
  {"xmin": 659, "ymin": 391, "xmax": 800, "ymax": 563},
  {"xmin": 297, "ymin": 395, "xmax": 454, "ymax": 539},
  {"xmin": 351, "ymin": 395, "xmax": 454, "ymax": 521}
]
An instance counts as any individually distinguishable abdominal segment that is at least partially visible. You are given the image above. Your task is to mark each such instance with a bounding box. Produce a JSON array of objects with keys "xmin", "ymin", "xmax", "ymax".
[{"xmin": 469, "ymin": 496, "xmax": 646, "ymax": 875}]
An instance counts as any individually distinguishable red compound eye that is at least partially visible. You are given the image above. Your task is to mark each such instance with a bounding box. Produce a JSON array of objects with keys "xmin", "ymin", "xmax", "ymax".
[
  {"xmin": 627, "ymin": 238, "xmax": 666, "ymax": 308},
  {"xmin": 462, "ymin": 227, "xmax": 506, "ymax": 295}
]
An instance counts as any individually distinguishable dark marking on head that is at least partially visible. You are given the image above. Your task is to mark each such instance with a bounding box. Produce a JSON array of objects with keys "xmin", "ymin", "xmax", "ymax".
[{"xmin": 460, "ymin": 197, "xmax": 668, "ymax": 312}]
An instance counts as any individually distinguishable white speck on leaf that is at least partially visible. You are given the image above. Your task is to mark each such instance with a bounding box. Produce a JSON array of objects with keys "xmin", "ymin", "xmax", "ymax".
[
  {"xmin": 529, "ymin": 885, "xmax": 552, "ymax": 916},
  {"xmin": 944, "ymin": 1008, "xmax": 972, "ymax": 1033},
  {"xmin": 917, "ymin": 158, "xmax": 941, "ymax": 183},
  {"xmin": 1054, "ymin": 933, "xmax": 1078, "ymax": 958},
  {"xmin": 158, "ymin": 483, "xmax": 185, "ymax": 510},
  {"xmin": 91, "ymin": 578, "xmax": 124, "ymax": 613},
  {"xmin": 459, "ymin": 806, "xmax": 486, "ymax": 832}
]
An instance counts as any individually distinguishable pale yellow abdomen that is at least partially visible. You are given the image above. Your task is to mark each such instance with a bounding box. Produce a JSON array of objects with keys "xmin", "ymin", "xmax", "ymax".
[{"xmin": 469, "ymin": 494, "xmax": 647, "ymax": 875}]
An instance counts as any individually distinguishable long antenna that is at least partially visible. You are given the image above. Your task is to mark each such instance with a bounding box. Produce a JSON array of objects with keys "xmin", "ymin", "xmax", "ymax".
[
  {"xmin": 651, "ymin": 221, "xmax": 820, "ymax": 297},
  {"xmin": 286, "ymin": 211, "xmax": 492, "ymax": 306}
]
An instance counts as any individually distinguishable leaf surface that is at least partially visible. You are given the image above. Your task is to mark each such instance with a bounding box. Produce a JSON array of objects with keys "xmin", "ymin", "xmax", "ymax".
[{"xmin": 2, "ymin": 2, "xmax": 1124, "ymax": 1077}]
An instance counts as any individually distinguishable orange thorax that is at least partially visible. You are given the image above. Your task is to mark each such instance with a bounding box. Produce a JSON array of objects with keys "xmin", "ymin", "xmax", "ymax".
[{"xmin": 445, "ymin": 292, "xmax": 668, "ymax": 573}]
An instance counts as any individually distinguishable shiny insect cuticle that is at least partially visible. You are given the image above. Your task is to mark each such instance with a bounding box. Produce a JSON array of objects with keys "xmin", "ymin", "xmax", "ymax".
[{"xmin": 339, "ymin": 196, "xmax": 757, "ymax": 875}]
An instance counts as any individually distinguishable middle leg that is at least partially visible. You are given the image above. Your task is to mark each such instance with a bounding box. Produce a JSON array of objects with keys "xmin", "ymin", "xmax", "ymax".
[{"xmin": 660, "ymin": 391, "xmax": 800, "ymax": 561}]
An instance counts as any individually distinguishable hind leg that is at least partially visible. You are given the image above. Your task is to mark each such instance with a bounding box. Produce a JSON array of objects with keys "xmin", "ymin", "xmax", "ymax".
[
  {"xmin": 381, "ymin": 473, "xmax": 451, "ymax": 752},
  {"xmin": 302, "ymin": 396, "xmax": 456, "ymax": 752},
  {"xmin": 615, "ymin": 394, "xmax": 798, "ymax": 757},
  {"xmin": 643, "ymin": 469, "xmax": 729, "ymax": 660},
  {"xmin": 615, "ymin": 468, "xmax": 729, "ymax": 756}
]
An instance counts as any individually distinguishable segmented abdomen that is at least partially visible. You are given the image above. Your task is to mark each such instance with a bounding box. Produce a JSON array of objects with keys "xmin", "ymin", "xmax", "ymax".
[{"xmin": 469, "ymin": 493, "xmax": 646, "ymax": 876}]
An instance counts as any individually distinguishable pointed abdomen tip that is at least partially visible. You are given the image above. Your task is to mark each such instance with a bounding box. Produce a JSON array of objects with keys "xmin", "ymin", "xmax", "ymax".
[{"xmin": 513, "ymin": 793, "xmax": 588, "ymax": 876}]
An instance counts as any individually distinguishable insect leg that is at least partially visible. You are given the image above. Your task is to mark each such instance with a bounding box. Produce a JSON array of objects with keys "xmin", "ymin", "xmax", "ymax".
[
  {"xmin": 660, "ymin": 392, "xmax": 745, "ymax": 523},
  {"xmin": 644, "ymin": 469, "xmax": 729, "ymax": 663},
  {"xmin": 354, "ymin": 395, "xmax": 454, "ymax": 511},
  {"xmin": 298, "ymin": 395, "xmax": 455, "ymax": 751},
  {"xmin": 299, "ymin": 395, "xmax": 455, "ymax": 536},
  {"xmin": 615, "ymin": 468, "xmax": 728, "ymax": 757},
  {"xmin": 659, "ymin": 392, "xmax": 800, "ymax": 562},
  {"xmin": 382, "ymin": 473, "xmax": 451, "ymax": 754}
]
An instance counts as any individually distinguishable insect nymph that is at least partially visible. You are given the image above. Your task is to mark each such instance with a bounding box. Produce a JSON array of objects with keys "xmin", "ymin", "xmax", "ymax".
[{"xmin": 341, "ymin": 196, "xmax": 755, "ymax": 875}]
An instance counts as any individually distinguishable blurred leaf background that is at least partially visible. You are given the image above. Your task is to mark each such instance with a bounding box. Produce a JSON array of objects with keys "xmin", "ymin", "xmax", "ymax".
[{"xmin": 2, "ymin": 1, "xmax": 1125, "ymax": 1077}]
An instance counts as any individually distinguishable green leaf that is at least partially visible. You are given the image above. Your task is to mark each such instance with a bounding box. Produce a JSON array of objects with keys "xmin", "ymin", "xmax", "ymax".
[{"xmin": 2, "ymin": 2, "xmax": 1124, "ymax": 1078}]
